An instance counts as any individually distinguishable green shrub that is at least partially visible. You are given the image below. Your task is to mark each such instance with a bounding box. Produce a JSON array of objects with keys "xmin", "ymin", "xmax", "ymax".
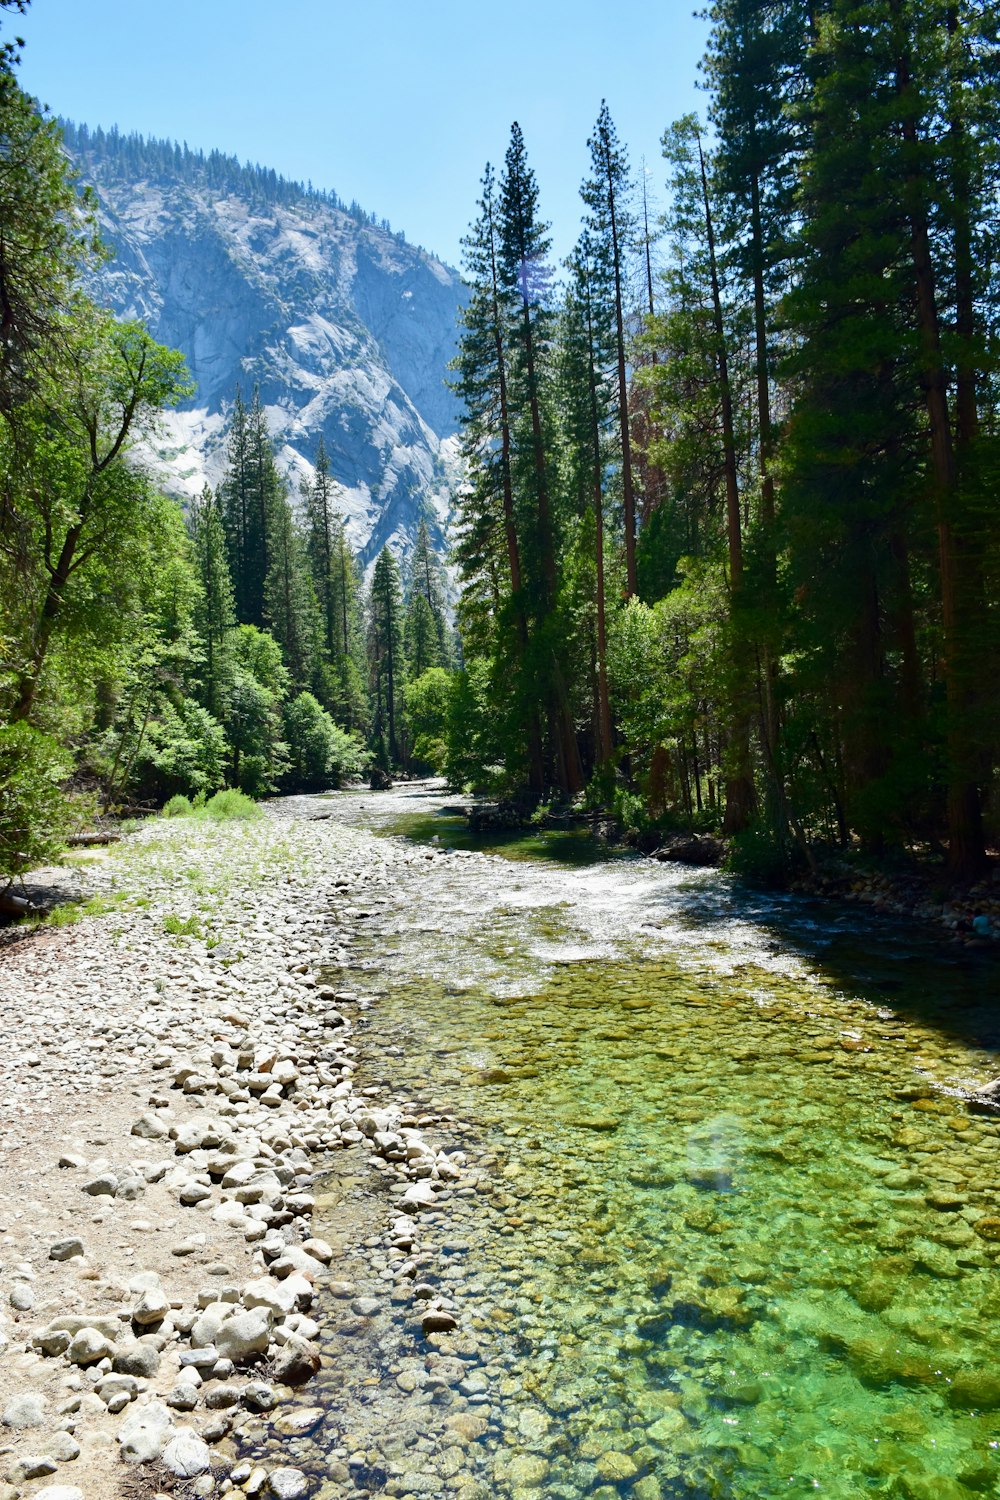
[
  {"xmin": 162, "ymin": 794, "xmax": 193, "ymax": 818},
  {"xmin": 199, "ymin": 789, "xmax": 261, "ymax": 822},
  {"xmin": 283, "ymin": 692, "xmax": 366, "ymax": 790},
  {"xmin": 132, "ymin": 699, "xmax": 228, "ymax": 802},
  {"xmin": 0, "ymin": 722, "xmax": 73, "ymax": 884},
  {"xmin": 724, "ymin": 819, "xmax": 792, "ymax": 887}
]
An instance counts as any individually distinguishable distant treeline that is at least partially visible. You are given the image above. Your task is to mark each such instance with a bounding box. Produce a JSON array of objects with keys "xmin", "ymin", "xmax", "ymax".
[{"xmin": 58, "ymin": 117, "xmax": 403, "ymax": 239}]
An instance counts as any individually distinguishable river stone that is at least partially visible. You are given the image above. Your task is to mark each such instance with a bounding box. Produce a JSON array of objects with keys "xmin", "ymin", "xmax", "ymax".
[
  {"xmin": 506, "ymin": 1454, "xmax": 549, "ymax": 1487},
  {"xmin": 131, "ymin": 1113, "xmax": 168, "ymax": 1139},
  {"xmin": 10, "ymin": 1282, "xmax": 33, "ymax": 1312},
  {"xmin": 214, "ymin": 1308, "xmax": 271, "ymax": 1362},
  {"xmin": 45, "ymin": 1432, "xmax": 80, "ymax": 1462},
  {"xmin": 9, "ymin": 1456, "xmax": 58, "ymax": 1481},
  {"xmin": 596, "ymin": 1451, "xmax": 641, "ymax": 1483},
  {"xmin": 243, "ymin": 1277, "xmax": 297, "ymax": 1317},
  {"xmin": 191, "ymin": 1303, "xmax": 233, "ymax": 1348},
  {"xmin": 946, "ymin": 1371, "xmax": 1000, "ymax": 1409},
  {"xmin": 118, "ymin": 1399, "xmax": 174, "ymax": 1463},
  {"xmin": 421, "ymin": 1310, "xmax": 458, "ymax": 1335},
  {"xmin": 113, "ymin": 1341, "xmax": 161, "ymax": 1378},
  {"xmin": 399, "ymin": 1181, "xmax": 437, "ymax": 1212},
  {"xmin": 81, "ymin": 1173, "xmax": 118, "ymax": 1197},
  {"xmin": 242, "ymin": 1381, "xmax": 278, "ymax": 1413},
  {"xmin": 270, "ymin": 1334, "xmax": 321, "ymax": 1386},
  {"xmin": 974, "ymin": 1217, "xmax": 1000, "ymax": 1241},
  {"xmin": 67, "ymin": 1327, "xmax": 115, "ymax": 1365},
  {"xmin": 32, "ymin": 1489, "xmax": 84, "ymax": 1500},
  {"xmin": 48, "ymin": 1239, "xmax": 84, "ymax": 1262},
  {"xmin": 273, "ymin": 1406, "xmax": 324, "ymax": 1436},
  {"xmin": 268, "ymin": 1469, "xmax": 311, "ymax": 1499},
  {"xmin": 133, "ymin": 1286, "xmax": 169, "ymax": 1326},
  {"xmin": 2, "ymin": 1393, "xmax": 47, "ymax": 1429},
  {"xmin": 648, "ymin": 1408, "xmax": 687, "ymax": 1442},
  {"xmin": 162, "ymin": 1430, "xmax": 211, "ymax": 1477}
]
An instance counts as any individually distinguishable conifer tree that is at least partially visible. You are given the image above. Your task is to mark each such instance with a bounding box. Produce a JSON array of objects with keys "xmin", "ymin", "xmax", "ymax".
[
  {"xmin": 304, "ymin": 436, "xmax": 338, "ymax": 659},
  {"xmin": 189, "ymin": 486, "xmax": 236, "ymax": 720},
  {"xmin": 452, "ymin": 161, "xmax": 544, "ymax": 793},
  {"xmin": 407, "ymin": 515, "xmax": 450, "ymax": 663},
  {"xmin": 264, "ymin": 488, "xmax": 319, "ymax": 694},
  {"xmin": 560, "ymin": 233, "xmax": 617, "ymax": 767},
  {"xmin": 499, "ymin": 122, "xmax": 582, "ymax": 794},
  {"xmin": 582, "ymin": 101, "xmax": 637, "ymax": 597},
  {"xmin": 367, "ymin": 547, "xmax": 405, "ymax": 765},
  {"xmin": 404, "ymin": 591, "xmax": 441, "ymax": 680}
]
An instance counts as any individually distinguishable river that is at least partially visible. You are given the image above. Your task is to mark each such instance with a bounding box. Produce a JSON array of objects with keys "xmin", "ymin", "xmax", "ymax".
[{"xmin": 285, "ymin": 782, "xmax": 1000, "ymax": 1500}]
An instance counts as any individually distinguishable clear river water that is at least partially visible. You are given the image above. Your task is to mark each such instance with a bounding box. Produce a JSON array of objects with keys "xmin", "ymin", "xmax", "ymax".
[{"xmin": 302, "ymin": 782, "xmax": 1000, "ymax": 1500}]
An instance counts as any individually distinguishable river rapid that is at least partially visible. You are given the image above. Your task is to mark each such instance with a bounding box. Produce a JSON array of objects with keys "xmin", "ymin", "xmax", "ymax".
[{"xmin": 301, "ymin": 782, "xmax": 1000, "ymax": 1500}]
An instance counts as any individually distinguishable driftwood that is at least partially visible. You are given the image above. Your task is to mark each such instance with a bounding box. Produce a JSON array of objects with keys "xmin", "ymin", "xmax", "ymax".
[{"xmin": 66, "ymin": 831, "xmax": 121, "ymax": 848}]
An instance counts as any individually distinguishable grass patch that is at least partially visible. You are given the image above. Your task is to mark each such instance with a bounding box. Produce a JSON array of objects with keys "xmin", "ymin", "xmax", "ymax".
[
  {"xmin": 198, "ymin": 789, "xmax": 262, "ymax": 821},
  {"xmin": 162, "ymin": 912, "xmax": 202, "ymax": 938}
]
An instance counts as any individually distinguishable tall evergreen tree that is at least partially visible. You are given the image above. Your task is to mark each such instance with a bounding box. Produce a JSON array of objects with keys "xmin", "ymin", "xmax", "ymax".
[
  {"xmin": 189, "ymin": 486, "xmax": 236, "ymax": 720},
  {"xmin": 367, "ymin": 547, "xmax": 406, "ymax": 765},
  {"xmin": 407, "ymin": 515, "xmax": 451, "ymax": 663},
  {"xmin": 582, "ymin": 101, "xmax": 638, "ymax": 597},
  {"xmin": 560, "ymin": 233, "xmax": 617, "ymax": 767},
  {"xmin": 452, "ymin": 160, "xmax": 545, "ymax": 793},
  {"xmin": 220, "ymin": 385, "xmax": 282, "ymax": 628},
  {"xmin": 499, "ymin": 122, "xmax": 583, "ymax": 794},
  {"xmin": 264, "ymin": 488, "xmax": 320, "ymax": 694}
]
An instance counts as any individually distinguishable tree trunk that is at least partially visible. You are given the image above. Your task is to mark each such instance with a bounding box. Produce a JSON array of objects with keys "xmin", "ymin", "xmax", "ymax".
[
  {"xmin": 893, "ymin": 26, "xmax": 984, "ymax": 877},
  {"xmin": 698, "ymin": 135, "xmax": 755, "ymax": 835}
]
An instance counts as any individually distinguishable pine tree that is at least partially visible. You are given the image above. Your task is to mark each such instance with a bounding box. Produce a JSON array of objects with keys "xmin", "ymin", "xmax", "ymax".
[
  {"xmin": 407, "ymin": 514, "xmax": 450, "ymax": 663},
  {"xmin": 264, "ymin": 488, "xmax": 320, "ymax": 694},
  {"xmin": 499, "ymin": 122, "xmax": 583, "ymax": 794},
  {"xmin": 220, "ymin": 386, "xmax": 282, "ymax": 628},
  {"xmin": 404, "ymin": 591, "xmax": 441, "ymax": 679},
  {"xmin": 367, "ymin": 547, "xmax": 406, "ymax": 765},
  {"xmin": 582, "ymin": 101, "xmax": 638, "ymax": 598},
  {"xmin": 452, "ymin": 160, "xmax": 544, "ymax": 793},
  {"xmin": 304, "ymin": 436, "xmax": 338, "ymax": 658},
  {"xmin": 705, "ymin": 0, "xmax": 808, "ymax": 827},
  {"xmin": 189, "ymin": 486, "xmax": 236, "ymax": 720},
  {"xmin": 560, "ymin": 233, "xmax": 617, "ymax": 767}
]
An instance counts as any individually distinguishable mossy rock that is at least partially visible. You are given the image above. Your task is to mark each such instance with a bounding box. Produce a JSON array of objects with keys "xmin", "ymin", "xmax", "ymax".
[{"xmin": 945, "ymin": 1371, "xmax": 1000, "ymax": 1410}]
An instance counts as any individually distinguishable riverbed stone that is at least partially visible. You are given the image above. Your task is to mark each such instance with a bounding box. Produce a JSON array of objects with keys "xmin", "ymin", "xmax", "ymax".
[
  {"xmin": 48, "ymin": 1239, "xmax": 84, "ymax": 1262},
  {"xmin": 214, "ymin": 1307, "xmax": 271, "ymax": 1362},
  {"xmin": 268, "ymin": 1468, "xmax": 311, "ymax": 1498},
  {"xmin": 162, "ymin": 1430, "xmax": 211, "ymax": 1477},
  {"xmin": 118, "ymin": 1400, "xmax": 174, "ymax": 1463},
  {"xmin": 2, "ymin": 1393, "xmax": 47, "ymax": 1428},
  {"xmin": 67, "ymin": 1327, "xmax": 116, "ymax": 1365}
]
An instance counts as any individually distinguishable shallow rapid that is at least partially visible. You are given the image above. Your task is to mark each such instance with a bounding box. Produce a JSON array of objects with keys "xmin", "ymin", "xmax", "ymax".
[{"xmin": 309, "ymin": 782, "xmax": 1000, "ymax": 1500}]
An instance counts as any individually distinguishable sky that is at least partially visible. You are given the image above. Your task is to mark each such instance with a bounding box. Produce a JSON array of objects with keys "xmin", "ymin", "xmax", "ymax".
[{"xmin": 13, "ymin": 0, "xmax": 710, "ymax": 269}]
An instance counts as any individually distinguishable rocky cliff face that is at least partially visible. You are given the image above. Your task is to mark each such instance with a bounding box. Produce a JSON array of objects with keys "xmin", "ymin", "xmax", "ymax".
[{"xmin": 68, "ymin": 131, "xmax": 466, "ymax": 569}]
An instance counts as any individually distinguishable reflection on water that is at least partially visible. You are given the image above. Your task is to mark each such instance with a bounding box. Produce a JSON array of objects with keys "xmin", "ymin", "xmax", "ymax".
[{"xmin": 314, "ymin": 783, "xmax": 1000, "ymax": 1498}]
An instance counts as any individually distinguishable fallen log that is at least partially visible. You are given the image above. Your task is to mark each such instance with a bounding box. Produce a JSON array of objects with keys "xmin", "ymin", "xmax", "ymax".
[{"xmin": 66, "ymin": 831, "xmax": 121, "ymax": 847}]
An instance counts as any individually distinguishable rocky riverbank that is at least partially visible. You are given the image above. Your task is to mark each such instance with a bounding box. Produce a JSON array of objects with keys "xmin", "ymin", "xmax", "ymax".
[{"xmin": 0, "ymin": 803, "xmax": 493, "ymax": 1500}]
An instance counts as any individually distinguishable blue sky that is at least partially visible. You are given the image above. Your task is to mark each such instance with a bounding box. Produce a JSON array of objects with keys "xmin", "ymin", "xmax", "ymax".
[{"xmin": 15, "ymin": 0, "xmax": 710, "ymax": 269}]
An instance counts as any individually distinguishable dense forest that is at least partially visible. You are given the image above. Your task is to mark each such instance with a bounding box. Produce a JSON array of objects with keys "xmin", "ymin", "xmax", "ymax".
[
  {"xmin": 0, "ymin": 2, "xmax": 455, "ymax": 884},
  {"xmin": 2, "ymin": 0, "xmax": 999, "ymax": 891},
  {"xmin": 449, "ymin": 0, "xmax": 1000, "ymax": 883}
]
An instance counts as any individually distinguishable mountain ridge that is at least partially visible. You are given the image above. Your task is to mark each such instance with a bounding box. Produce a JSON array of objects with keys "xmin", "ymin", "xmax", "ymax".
[{"xmin": 61, "ymin": 121, "xmax": 467, "ymax": 570}]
